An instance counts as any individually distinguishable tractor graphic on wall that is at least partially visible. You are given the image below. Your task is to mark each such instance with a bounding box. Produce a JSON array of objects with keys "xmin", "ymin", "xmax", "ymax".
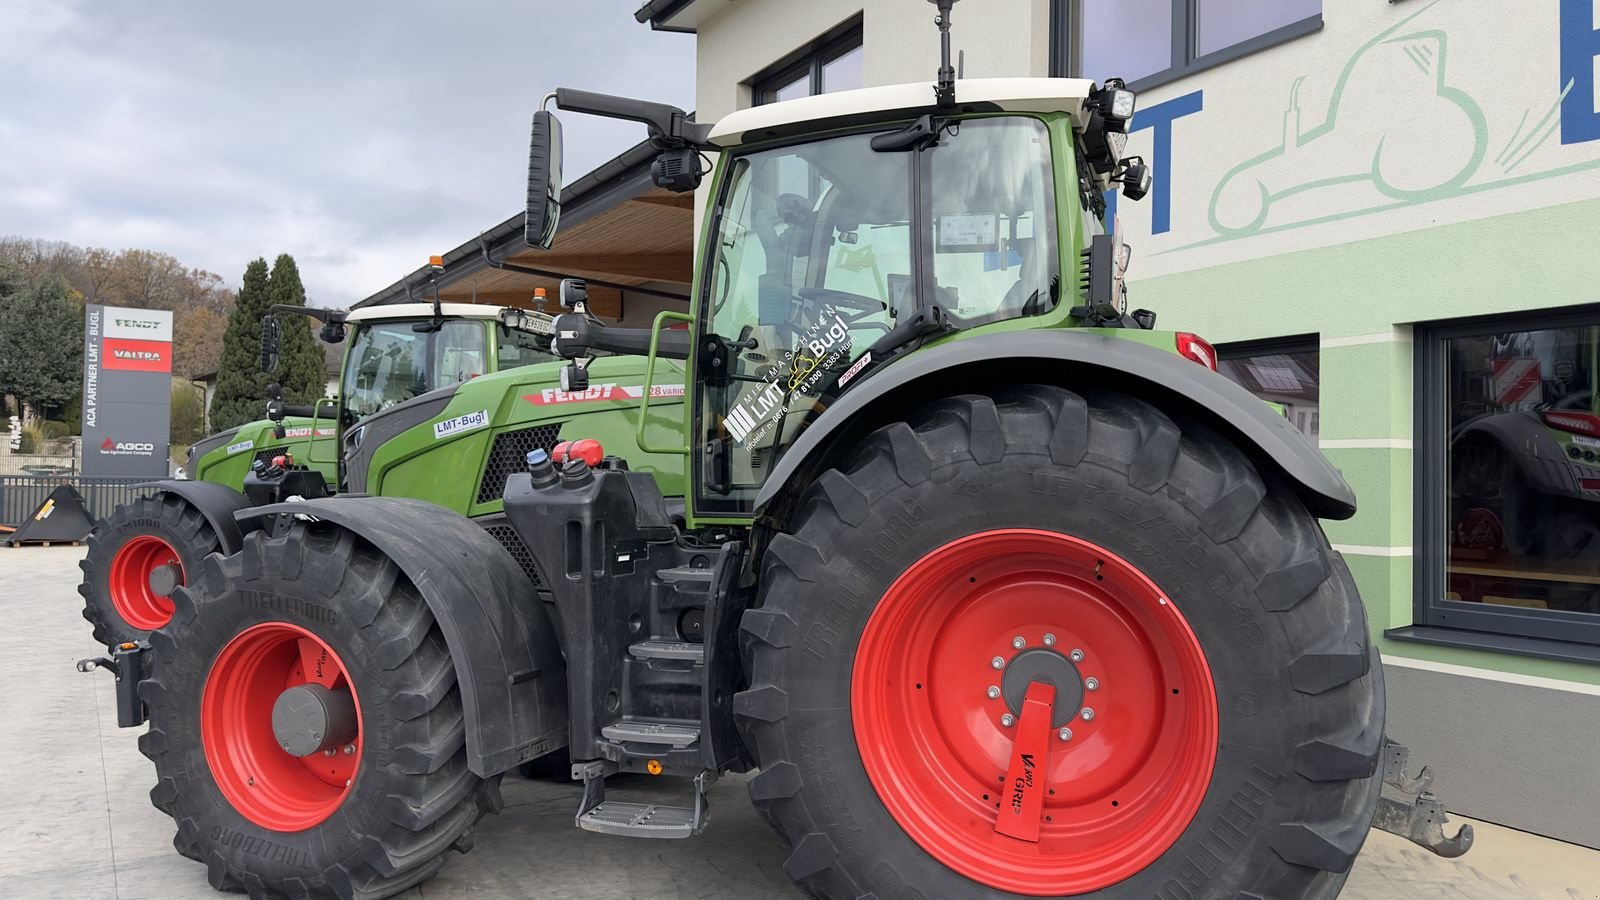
[{"xmin": 1205, "ymin": 0, "xmax": 1585, "ymax": 238}]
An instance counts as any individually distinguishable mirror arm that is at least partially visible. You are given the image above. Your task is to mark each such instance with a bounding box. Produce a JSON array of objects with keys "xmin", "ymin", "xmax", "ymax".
[
  {"xmin": 553, "ymin": 88, "xmax": 712, "ymax": 149},
  {"xmin": 269, "ymin": 304, "xmax": 346, "ymax": 325}
]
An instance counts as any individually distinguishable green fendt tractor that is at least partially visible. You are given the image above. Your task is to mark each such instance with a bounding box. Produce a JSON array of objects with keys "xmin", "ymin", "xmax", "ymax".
[
  {"xmin": 79, "ymin": 292, "xmax": 687, "ymax": 647},
  {"xmin": 84, "ymin": 3, "xmax": 1471, "ymax": 897}
]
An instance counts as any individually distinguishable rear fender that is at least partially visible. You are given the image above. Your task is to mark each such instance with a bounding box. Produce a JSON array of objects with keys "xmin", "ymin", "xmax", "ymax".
[
  {"xmin": 753, "ymin": 330, "xmax": 1358, "ymax": 521},
  {"xmin": 237, "ymin": 496, "xmax": 567, "ymax": 777},
  {"xmin": 136, "ymin": 480, "xmax": 254, "ymax": 553}
]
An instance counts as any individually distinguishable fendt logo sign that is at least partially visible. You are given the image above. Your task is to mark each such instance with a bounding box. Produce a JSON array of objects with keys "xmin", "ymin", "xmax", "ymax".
[
  {"xmin": 103, "ymin": 310, "xmax": 173, "ymax": 342},
  {"xmin": 99, "ymin": 437, "xmax": 156, "ymax": 456}
]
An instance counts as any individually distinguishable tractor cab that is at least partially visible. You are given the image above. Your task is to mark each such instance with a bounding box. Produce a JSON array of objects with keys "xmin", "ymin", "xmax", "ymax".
[
  {"xmin": 239, "ymin": 299, "xmax": 561, "ymax": 493},
  {"xmin": 533, "ymin": 68, "xmax": 1153, "ymax": 520}
]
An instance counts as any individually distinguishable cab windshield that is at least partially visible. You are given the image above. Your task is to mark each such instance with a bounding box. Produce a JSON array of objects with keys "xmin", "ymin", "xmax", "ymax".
[
  {"xmin": 697, "ymin": 115, "xmax": 1058, "ymax": 514},
  {"xmin": 342, "ymin": 319, "xmax": 486, "ymax": 419}
]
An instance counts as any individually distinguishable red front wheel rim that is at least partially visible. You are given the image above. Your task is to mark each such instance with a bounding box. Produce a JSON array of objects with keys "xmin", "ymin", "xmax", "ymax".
[
  {"xmin": 202, "ymin": 622, "xmax": 363, "ymax": 831},
  {"xmin": 108, "ymin": 535, "xmax": 181, "ymax": 631},
  {"xmin": 852, "ymin": 529, "xmax": 1219, "ymax": 896}
]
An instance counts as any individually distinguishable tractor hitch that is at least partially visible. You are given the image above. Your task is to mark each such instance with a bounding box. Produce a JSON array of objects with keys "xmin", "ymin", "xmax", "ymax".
[
  {"xmin": 1370, "ymin": 737, "xmax": 1474, "ymax": 858},
  {"xmin": 76, "ymin": 641, "xmax": 149, "ymax": 728}
]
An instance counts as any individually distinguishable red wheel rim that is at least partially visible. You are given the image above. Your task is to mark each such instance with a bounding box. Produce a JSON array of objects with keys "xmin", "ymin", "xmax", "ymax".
[
  {"xmin": 108, "ymin": 535, "xmax": 181, "ymax": 631},
  {"xmin": 852, "ymin": 529, "xmax": 1218, "ymax": 896},
  {"xmin": 202, "ymin": 622, "xmax": 362, "ymax": 831}
]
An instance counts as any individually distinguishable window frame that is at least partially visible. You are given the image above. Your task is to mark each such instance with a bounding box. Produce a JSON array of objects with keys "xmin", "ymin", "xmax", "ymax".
[
  {"xmin": 1410, "ymin": 304, "xmax": 1600, "ymax": 652},
  {"xmin": 1051, "ymin": 0, "xmax": 1322, "ymax": 91},
  {"xmin": 750, "ymin": 19, "xmax": 865, "ymax": 106}
]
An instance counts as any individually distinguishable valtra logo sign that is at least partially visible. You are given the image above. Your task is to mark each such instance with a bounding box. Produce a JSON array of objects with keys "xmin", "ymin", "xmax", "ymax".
[
  {"xmin": 99, "ymin": 437, "xmax": 157, "ymax": 456},
  {"xmin": 103, "ymin": 338, "xmax": 171, "ymax": 373}
]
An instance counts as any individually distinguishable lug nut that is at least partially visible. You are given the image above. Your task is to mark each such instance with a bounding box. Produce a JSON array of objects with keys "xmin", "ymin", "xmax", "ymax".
[
  {"xmin": 324, "ymin": 748, "xmax": 335, "ymax": 758},
  {"xmin": 1011, "ymin": 636, "xmax": 1026, "ymax": 650},
  {"xmin": 343, "ymin": 744, "xmax": 355, "ymax": 756},
  {"xmin": 1085, "ymin": 677, "xmax": 1099, "ymax": 691},
  {"xmin": 991, "ymin": 656, "xmax": 1005, "ymax": 670},
  {"xmin": 1043, "ymin": 633, "xmax": 1056, "ymax": 646},
  {"xmin": 1058, "ymin": 727, "xmax": 1072, "ymax": 741},
  {"xmin": 1000, "ymin": 714, "xmax": 1015, "ymax": 727},
  {"xmin": 1070, "ymin": 648, "xmax": 1085, "ymax": 663},
  {"xmin": 986, "ymin": 685, "xmax": 1001, "ymax": 700},
  {"xmin": 1081, "ymin": 707, "xmax": 1095, "ymax": 722}
]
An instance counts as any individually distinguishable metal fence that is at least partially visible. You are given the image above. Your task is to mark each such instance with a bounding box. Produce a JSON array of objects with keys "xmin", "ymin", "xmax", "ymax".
[{"xmin": 0, "ymin": 476, "xmax": 162, "ymax": 527}]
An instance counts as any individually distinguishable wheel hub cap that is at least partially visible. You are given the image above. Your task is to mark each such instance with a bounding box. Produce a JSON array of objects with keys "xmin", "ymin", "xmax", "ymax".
[
  {"xmin": 1000, "ymin": 647, "xmax": 1083, "ymax": 728},
  {"xmin": 271, "ymin": 684, "xmax": 358, "ymax": 758},
  {"xmin": 851, "ymin": 529, "xmax": 1219, "ymax": 896}
]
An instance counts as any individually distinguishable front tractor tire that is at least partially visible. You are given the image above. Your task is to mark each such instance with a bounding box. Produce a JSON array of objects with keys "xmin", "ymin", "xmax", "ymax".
[
  {"xmin": 738, "ymin": 386, "xmax": 1383, "ymax": 899},
  {"xmin": 140, "ymin": 523, "xmax": 500, "ymax": 900},
  {"xmin": 79, "ymin": 493, "xmax": 220, "ymax": 647}
]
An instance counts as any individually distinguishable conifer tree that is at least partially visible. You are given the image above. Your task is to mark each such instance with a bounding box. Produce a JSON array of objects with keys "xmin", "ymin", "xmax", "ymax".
[
  {"xmin": 268, "ymin": 254, "xmax": 328, "ymax": 405},
  {"xmin": 208, "ymin": 258, "xmax": 272, "ymax": 431}
]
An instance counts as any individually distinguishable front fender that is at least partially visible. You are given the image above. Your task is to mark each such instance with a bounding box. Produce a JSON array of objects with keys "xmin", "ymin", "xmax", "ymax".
[
  {"xmin": 753, "ymin": 330, "xmax": 1357, "ymax": 520},
  {"xmin": 136, "ymin": 480, "xmax": 253, "ymax": 553},
  {"xmin": 236, "ymin": 496, "xmax": 568, "ymax": 777}
]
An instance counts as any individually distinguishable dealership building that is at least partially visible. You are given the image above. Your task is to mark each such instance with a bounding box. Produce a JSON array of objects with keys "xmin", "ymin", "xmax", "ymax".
[{"xmin": 374, "ymin": 0, "xmax": 1600, "ymax": 849}]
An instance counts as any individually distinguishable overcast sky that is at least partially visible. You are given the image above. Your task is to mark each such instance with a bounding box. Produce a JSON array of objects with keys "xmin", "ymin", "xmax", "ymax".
[{"xmin": 0, "ymin": 0, "xmax": 696, "ymax": 307}]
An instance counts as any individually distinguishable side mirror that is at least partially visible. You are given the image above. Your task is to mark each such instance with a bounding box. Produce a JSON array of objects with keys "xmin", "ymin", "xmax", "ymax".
[
  {"xmin": 260, "ymin": 315, "xmax": 281, "ymax": 373},
  {"xmin": 525, "ymin": 110, "xmax": 564, "ymax": 249}
]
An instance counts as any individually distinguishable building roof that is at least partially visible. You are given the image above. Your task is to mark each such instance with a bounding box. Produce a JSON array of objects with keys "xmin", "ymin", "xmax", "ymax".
[
  {"xmin": 707, "ymin": 78, "xmax": 1099, "ymax": 146},
  {"xmin": 354, "ymin": 136, "xmax": 694, "ymax": 317}
]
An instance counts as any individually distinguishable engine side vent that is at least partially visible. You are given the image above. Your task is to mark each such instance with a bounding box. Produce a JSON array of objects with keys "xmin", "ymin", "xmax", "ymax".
[
  {"xmin": 477, "ymin": 424, "xmax": 563, "ymax": 505},
  {"xmin": 481, "ymin": 522, "xmax": 544, "ymax": 587}
]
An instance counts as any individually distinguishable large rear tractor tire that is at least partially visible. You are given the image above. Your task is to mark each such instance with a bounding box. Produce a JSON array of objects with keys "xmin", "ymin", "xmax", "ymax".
[
  {"xmin": 738, "ymin": 386, "xmax": 1383, "ymax": 899},
  {"xmin": 140, "ymin": 522, "xmax": 501, "ymax": 899},
  {"xmin": 79, "ymin": 493, "xmax": 220, "ymax": 647}
]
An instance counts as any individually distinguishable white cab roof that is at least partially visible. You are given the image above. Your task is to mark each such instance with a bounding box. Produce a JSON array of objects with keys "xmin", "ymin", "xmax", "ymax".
[
  {"xmin": 344, "ymin": 302, "xmax": 520, "ymax": 323},
  {"xmin": 707, "ymin": 77, "xmax": 1097, "ymax": 147}
]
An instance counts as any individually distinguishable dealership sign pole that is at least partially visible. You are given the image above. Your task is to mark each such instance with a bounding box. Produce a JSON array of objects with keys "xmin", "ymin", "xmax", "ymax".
[{"xmin": 81, "ymin": 305, "xmax": 173, "ymax": 477}]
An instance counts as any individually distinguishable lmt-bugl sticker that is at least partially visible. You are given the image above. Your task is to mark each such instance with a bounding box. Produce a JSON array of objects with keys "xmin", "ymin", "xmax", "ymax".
[
  {"xmin": 433, "ymin": 409, "xmax": 490, "ymax": 439},
  {"xmin": 725, "ymin": 306, "xmax": 852, "ymax": 446}
]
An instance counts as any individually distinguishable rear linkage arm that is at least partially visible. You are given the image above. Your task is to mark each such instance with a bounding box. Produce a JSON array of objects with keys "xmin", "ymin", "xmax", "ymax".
[{"xmin": 1371, "ymin": 736, "xmax": 1474, "ymax": 859}]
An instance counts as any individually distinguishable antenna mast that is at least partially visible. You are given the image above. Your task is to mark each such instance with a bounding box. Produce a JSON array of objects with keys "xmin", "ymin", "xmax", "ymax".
[{"xmin": 928, "ymin": 0, "xmax": 960, "ymax": 108}]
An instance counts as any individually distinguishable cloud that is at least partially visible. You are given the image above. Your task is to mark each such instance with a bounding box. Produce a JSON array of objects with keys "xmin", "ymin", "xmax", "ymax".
[{"xmin": 0, "ymin": 0, "xmax": 695, "ymax": 307}]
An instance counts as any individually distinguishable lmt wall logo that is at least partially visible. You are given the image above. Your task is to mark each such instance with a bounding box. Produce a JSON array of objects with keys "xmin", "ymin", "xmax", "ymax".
[{"xmin": 81, "ymin": 305, "xmax": 172, "ymax": 477}]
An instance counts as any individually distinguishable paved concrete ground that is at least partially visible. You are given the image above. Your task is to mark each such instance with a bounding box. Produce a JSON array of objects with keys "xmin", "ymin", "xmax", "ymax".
[{"xmin": 3, "ymin": 544, "xmax": 1597, "ymax": 900}]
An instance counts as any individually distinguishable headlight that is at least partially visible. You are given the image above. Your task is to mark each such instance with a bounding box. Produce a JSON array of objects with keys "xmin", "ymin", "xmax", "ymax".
[{"xmin": 1108, "ymin": 89, "xmax": 1136, "ymax": 120}]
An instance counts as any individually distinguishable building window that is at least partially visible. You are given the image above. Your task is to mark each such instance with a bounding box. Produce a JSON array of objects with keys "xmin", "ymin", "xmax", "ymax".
[
  {"xmin": 1215, "ymin": 335, "xmax": 1320, "ymax": 440},
  {"xmin": 752, "ymin": 22, "xmax": 864, "ymax": 105},
  {"xmin": 1415, "ymin": 307, "xmax": 1600, "ymax": 648},
  {"xmin": 1060, "ymin": 0, "xmax": 1321, "ymax": 88}
]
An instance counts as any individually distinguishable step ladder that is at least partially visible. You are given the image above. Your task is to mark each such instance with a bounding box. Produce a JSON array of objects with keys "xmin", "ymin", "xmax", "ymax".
[{"xmin": 574, "ymin": 761, "xmax": 716, "ymax": 839}]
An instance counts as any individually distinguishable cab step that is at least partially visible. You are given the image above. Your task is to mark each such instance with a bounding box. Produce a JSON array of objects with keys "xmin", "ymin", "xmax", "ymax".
[
  {"xmin": 601, "ymin": 719, "xmax": 701, "ymax": 749},
  {"xmin": 574, "ymin": 761, "xmax": 715, "ymax": 839},
  {"xmin": 578, "ymin": 801, "xmax": 697, "ymax": 838},
  {"xmin": 628, "ymin": 640, "xmax": 705, "ymax": 662}
]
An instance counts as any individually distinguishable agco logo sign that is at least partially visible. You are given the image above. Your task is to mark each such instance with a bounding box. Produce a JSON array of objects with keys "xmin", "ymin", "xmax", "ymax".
[{"xmin": 100, "ymin": 437, "xmax": 156, "ymax": 456}]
